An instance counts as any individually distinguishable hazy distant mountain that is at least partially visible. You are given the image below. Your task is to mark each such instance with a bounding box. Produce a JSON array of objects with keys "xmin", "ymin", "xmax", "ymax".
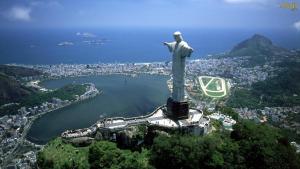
[
  {"xmin": 0, "ymin": 65, "xmax": 42, "ymax": 78},
  {"xmin": 0, "ymin": 65, "xmax": 41, "ymax": 106},
  {"xmin": 229, "ymin": 34, "xmax": 287, "ymax": 57},
  {"xmin": 0, "ymin": 73, "xmax": 35, "ymax": 105},
  {"xmin": 227, "ymin": 34, "xmax": 290, "ymax": 66}
]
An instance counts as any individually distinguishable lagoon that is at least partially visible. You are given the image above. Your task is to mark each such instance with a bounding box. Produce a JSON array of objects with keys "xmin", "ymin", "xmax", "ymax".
[{"xmin": 26, "ymin": 74, "xmax": 170, "ymax": 144}]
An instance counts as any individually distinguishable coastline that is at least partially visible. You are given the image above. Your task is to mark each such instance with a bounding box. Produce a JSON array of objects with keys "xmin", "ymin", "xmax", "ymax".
[
  {"xmin": 44, "ymin": 72, "xmax": 169, "ymax": 81},
  {"xmin": 1, "ymin": 83, "xmax": 101, "ymax": 166},
  {"xmin": 24, "ymin": 87, "xmax": 102, "ymax": 144}
]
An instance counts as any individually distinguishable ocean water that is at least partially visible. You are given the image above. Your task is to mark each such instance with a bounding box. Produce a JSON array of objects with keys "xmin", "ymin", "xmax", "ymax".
[
  {"xmin": 26, "ymin": 74, "xmax": 170, "ymax": 144},
  {"xmin": 0, "ymin": 28, "xmax": 299, "ymax": 64}
]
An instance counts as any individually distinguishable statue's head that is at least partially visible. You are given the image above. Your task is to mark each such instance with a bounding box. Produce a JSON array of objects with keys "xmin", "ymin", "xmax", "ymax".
[{"xmin": 173, "ymin": 31, "xmax": 183, "ymax": 43}]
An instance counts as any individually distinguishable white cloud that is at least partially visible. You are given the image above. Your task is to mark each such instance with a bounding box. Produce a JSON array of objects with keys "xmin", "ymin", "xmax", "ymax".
[
  {"xmin": 5, "ymin": 6, "xmax": 32, "ymax": 21},
  {"xmin": 294, "ymin": 21, "xmax": 300, "ymax": 31}
]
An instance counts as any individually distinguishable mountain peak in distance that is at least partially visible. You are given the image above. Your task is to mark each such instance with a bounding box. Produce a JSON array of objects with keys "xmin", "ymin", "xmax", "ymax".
[{"xmin": 229, "ymin": 34, "xmax": 286, "ymax": 57}]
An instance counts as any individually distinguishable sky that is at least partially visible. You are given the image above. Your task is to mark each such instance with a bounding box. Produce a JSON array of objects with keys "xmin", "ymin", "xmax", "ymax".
[{"xmin": 0, "ymin": 0, "xmax": 299, "ymax": 31}]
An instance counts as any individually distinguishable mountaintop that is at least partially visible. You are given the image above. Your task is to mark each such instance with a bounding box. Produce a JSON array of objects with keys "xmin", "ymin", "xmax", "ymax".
[
  {"xmin": 0, "ymin": 65, "xmax": 42, "ymax": 78},
  {"xmin": 229, "ymin": 34, "xmax": 287, "ymax": 57},
  {"xmin": 0, "ymin": 65, "xmax": 41, "ymax": 106},
  {"xmin": 0, "ymin": 73, "xmax": 34, "ymax": 106}
]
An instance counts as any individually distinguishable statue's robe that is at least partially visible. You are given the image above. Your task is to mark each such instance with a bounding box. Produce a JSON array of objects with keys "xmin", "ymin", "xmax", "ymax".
[{"xmin": 166, "ymin": 41, "xmax": 193, "ymax": 102}]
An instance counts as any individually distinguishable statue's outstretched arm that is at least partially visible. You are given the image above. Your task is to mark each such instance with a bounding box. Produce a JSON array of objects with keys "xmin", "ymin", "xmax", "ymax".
[
  {"xmin": 163, "ymin": 42, "xmax": 173, "ymax": 53},
  {"xmin": 187, "ymin": 47, "xmax": 194, "ymax": 57}
]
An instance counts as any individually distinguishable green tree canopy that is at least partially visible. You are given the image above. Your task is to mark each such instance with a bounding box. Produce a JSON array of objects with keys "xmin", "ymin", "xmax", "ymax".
[
  {"xmin": 150, "ymin": 133, "xmax": 243, "ymax": 169},
  {"xmin": 231, "ymin": 120, "xmax": 300, "ymax": 169},
  {"xmin": 89, "ymin": 141, "xmax": 151, "ymax": 169}
]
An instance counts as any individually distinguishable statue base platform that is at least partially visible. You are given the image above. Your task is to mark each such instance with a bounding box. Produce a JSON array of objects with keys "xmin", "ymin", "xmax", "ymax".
[{"xmin": 166, "ymin": 97, "xmax": 189, "ymax": 120}]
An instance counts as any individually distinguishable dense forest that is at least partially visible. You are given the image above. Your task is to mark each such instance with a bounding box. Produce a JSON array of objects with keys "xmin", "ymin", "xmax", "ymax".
[{"xmin": 37, "ymin": 120, "xmax": 300, "ymax": 169}]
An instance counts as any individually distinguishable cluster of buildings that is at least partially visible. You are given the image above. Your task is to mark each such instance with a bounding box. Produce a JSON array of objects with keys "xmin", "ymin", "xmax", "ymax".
[
  {"xmin": 0, "ymin": 115, "xmax": 27, "ymax": 156},
  {"xmin": 19, "ymin": 62, "xmax": 170, "ymax": 78},
  {"xmin": 17, "ymin": 56, "xmax": 275, "ymax": 88},
  {"xmin": 234, "ymin": 107, "xmax": 262, "ymax": 122},
  {"xmin": 19, "ymin": 98, "xmax": 71, "ymax": 117},
  {"xmin": 78, "ymin": 83, "xmax": 99, "ymax": 100},
  {"xmin": 187, "ymin": 57, "xmax": 274, "ymax": 87},
  {"xmin": 235, "ymin": 106, "xmax": 300, "ymax": 132},
  {"xmin": 6, "ymin": 151, "xmax": 37, "ymax": 169},
  {"xmin": 208, "ymin": 112, "xmax": 237, "ymax": 131},
  {"xmin": 0, "ymin": 97, "xmax": 69, "ymax": 166},
  {"xmin": 25, "ymin": 80, "xmax": 48, "ymax": 92},
  {"xmin": 0, "ymin": 112, "xmax": 37, "ymax": 168}
]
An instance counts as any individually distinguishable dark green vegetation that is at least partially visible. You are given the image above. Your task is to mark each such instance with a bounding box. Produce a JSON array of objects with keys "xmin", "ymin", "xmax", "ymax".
[
  {"xmin": 0, "ymin": 84, "xmax": 87, "ymax": 116},
  {"xmin": 230, "ymin": 121, "xmax": 300, "ymax": 169},
  {"xmin": 226, "ymin": 88, "xmax": 261, "ymax": 109},
  {"xmin": 0, "ymin": 73, "xmax": 35, "ymax": 106},
  {"xmin": 37, "ymin": 138, "xmax": 151, "ymax": 169},
  {"xmin": 151, "ymin": 121, "xmax": 300, "ymax": 169},
  {"xmin": 201, "ymin": 77, "xmax": 211, "ymax": 86},
  {"xmin": 0, "ymin": 65, "xmax": 42, "ymax": 78},
  {"xmin": 218, "ymin": 106, "xmax": 239, "ymax": 121},
  {"xmin": 37, "ymin": 138, "xmax": 90, "ymax": 169},
  {"xmin": 89, "ymin": 141, "xmax": 150, "ymax": 169},
  {"xmin": 21, "ymin": 84, "xmax": 86, "ymax": 107},
  {"xmin": 38, "ymin": 121, "xmax": 300, "ymax": 169},
  {"xmin": 0, "ymin": 65, "xmax": 43, "ymax": 106},
  {"xmin": 227, "ymin": 61, "xmax": 300, "ymax": 109}
]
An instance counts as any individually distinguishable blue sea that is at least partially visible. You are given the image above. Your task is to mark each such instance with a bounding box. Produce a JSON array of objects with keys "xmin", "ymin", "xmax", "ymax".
[{"xmin": 0, "ymin": 28, "xmax": 299, "ymax": 64}]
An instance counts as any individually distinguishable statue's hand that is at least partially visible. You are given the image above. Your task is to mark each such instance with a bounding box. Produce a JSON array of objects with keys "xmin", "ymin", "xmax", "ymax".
[{"xmin": 163, "ymin": 42, "xmax": 168, "ymax": 46}]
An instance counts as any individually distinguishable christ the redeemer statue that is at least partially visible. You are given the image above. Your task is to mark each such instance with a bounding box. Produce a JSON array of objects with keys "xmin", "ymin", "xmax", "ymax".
[
  {"xmin": 164, "ymin": 31, "xmax": 193, "ymax": 119},
  {"xmin": 164, "ymin": 31, "xmax": 193, "ymax": 102}
]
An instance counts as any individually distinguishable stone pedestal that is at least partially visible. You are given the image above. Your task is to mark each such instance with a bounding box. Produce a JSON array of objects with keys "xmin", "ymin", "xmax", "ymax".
[{"xmin": 166, "ymin": 97, "xmax": 189, "ymax": 119}]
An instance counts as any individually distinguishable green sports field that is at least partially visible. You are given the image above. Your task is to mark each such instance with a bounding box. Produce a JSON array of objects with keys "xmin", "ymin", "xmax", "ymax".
[{"xmin": 197, "ymin": 76, "xmax": 229, "ymax": 98}]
